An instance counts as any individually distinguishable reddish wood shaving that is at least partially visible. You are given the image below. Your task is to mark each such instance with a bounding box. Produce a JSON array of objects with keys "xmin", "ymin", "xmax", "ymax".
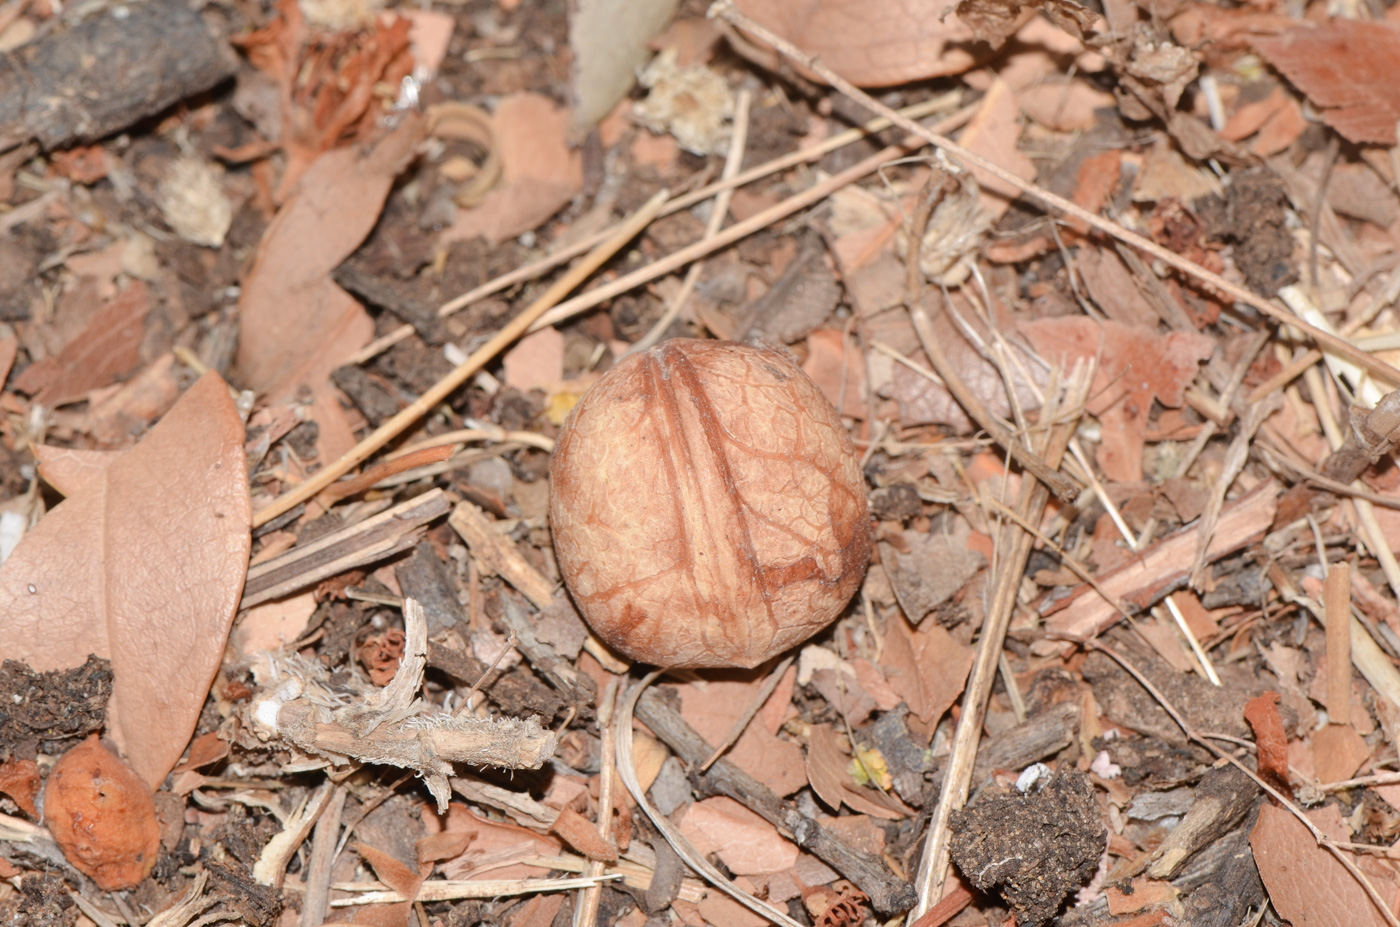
[{"xmin": 1243, "ymin": 691, "xmax": 1293, "ymax": 800}]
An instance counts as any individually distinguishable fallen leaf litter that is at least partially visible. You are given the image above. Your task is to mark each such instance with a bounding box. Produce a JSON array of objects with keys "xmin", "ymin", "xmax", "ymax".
[{"xmin": 4, "ymin": 0, "xmax": 1400, "ymax": 926}]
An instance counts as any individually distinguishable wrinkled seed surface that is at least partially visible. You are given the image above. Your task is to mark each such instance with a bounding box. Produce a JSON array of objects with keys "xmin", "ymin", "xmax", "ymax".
[{"xmin": 550, "ymin": 339, "xmax": 870, "ymax": 668}]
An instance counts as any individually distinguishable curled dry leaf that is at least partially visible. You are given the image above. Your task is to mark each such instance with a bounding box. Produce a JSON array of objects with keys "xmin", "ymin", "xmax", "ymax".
[
  {"xmin": 0, "ymin": 758, "xmax": 40, "ymax": 817},
  {"xmin": 728, "ymin": 0, "xmax": 982, "ymax": 87},
  {"xmin": 1242, "ymin": 691, "xmax": 1292, "ymax": 800},
  {"xmin": 44, "ymin": 736, "xmax": 161, "ymax": 891},
  {"xmin": 0, "ymin": 373, "xmax": 251, "ymax": 788},
  {"xmin": 443, "ymin": 93, "xmax": 584, "ymax": 246}
]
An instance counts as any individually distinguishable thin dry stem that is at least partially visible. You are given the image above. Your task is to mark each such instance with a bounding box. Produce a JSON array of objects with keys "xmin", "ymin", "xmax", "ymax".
[
  {"xmin": 629, "ymin": 88, "xmax": 751, "ymax": 354},
  {"xmin": 908, "ymin": 306, "xmax": 1078, "ymax": 501},
  {"xmin": 912, "ymin": 367, "xmax": 1089, "ymax": 917},
  {"xmin": 1065, "ymin": 436, "xmax": 1223, "ymax": 685},
  {"xmin": 617, "ymin": 672, "xmax": 806, "ymax": 927},
  {"xmin": 574, "ymin": 680, "xmax": 620, "ymax": 927},
  {"xmin": 700, "ymin": 654, "xmax": 795, "ymax": 772},
  {"xmin": 328, "ymin": 876, "xmax": 620, "ymax": 905},
  {"xmin": 348, "ymin": 93, "xmax": 961, "ymax": 364},
  {"xmin": 526, "ymin": 117, "xmax": 971, "ymax": 333}
]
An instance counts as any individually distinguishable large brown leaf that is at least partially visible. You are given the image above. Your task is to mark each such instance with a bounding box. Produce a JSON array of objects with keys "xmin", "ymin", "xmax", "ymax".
[
  {"xmin": 0, "ymin": 373, "xmax": 250, "ymax": 788},
  {"xmin": 730, "ymin": 0, "xmax": 982, "ymax": 87}
]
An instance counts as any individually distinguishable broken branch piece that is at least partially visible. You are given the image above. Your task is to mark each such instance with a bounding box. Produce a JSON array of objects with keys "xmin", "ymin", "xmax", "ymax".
[{"xmin": 248, "ymin": 599, "xmax": 556, "ymax": 811}]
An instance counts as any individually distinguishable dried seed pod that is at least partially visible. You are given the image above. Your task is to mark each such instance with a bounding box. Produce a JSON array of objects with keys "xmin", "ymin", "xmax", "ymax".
[
  {"xmin": 549, "ymin": 339, "xmax": 870, "ymax": 668},
  {"xmin": 43, "ymin": 735, "xmax": 161, "ymax": 890}
]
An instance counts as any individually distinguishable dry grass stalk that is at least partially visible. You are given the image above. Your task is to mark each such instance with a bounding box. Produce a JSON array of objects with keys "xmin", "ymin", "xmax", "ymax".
[
  {"xmin": 1324, "ymin": 563, "xmax": 1353, "ymax": 724},
  {"xmin": 253, "ymin": 780, "xmax": 334, "ymax": 888},
  {"xmin": 328, "ymin": 876, "xmax": 621, "ymax": 906},
  {"xmin": 574, "ymin": 679, "xmax": 620, "ymax": 927},
  {"xmin": 243, "ymin": 490, "xmax": 451, "ymax": 607},
  {"xmin": 912, "ymin": 366, "xmax": 1090, "ymax": 917},
  {"xmin": 449, "ymin": 501, "xmax": 556, "ymax": 610}
]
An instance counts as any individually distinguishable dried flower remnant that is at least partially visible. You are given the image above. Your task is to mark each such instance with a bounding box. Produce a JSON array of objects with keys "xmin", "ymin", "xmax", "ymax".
[
  {"xmin": 549, "ymin": 339, "xmax": 871, "ymax": 668},
  {"xmin": 43, "ymin": 736, "xmax": 161, "ymax": 890},
  {"xmin": 634, "ymin": 49, "xmax": 735, "ymax": 155}
]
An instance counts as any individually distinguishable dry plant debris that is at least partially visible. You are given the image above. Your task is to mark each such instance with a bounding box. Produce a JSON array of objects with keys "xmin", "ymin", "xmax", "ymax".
[{"xmin": 8, "ymin": 0, "xmax": 1400, "ymax": 925}]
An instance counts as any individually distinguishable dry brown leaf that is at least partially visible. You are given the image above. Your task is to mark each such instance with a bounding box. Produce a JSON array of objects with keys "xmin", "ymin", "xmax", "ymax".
[
  {"xmin": 172, "ymin": 732, "xmax": 230, "ymax": 775},
  {"xmin": 0, "ymin": 335, "xmax": 16, "ymax": 390},
  {"xmin": 675, "ymin": 671, "xmax": 806, "ymax": 796},
  {"xmin": 1075, "ymin": 248, "xmax": 1158, "ymax": 328},
  {"xmin": 879, "ymin": 529, "xmax": 985, "ymax": 625},
  {"xmin": 678, "ymin": 795, "xmax": 799, "ymax": 875},
  {"xmin": 958, "ymin": 79, "xmax": 1035, "ymax": 222},
  {"xmin": 1252, "ymin": 20, "xmax": 1400, "ymax": 146},
  {"xmin": 1019, "ymin": 317, "xmax": 1214, "ymax": 482},
  {"xmin": 32, "ymin": 446, "xmax": 121, "ymax": 497},
  {"xmin": 82, "ymin": 353, "xmax": 184, "ymax": 447},
  {"xmin": 0, "ymin": 374, "xmax": 250, "ymax": 788},
  {"xmin": 355, "ymin": 841, "xmax": 425, "ymax": 927},
  {"xmin": 805, "ymin": 723, "xmax": 849, "ymax": 811},
  {"xmin": 1251, "ymin": 803, "xmax": 1394, "ymax": 927},
  {"xmin": 802, "ymin": 327, "xmax": 866, "ymax": 419},
  {"xmin": 728, "ymin": 0, "xmax": 982, "ymax": 87},
  {"xmin": 502, "ymin": 327, "xmax": 566, "ymax": 392},
  {"xmin": 505, "ymin": 896, "xmax": 565, "ymax": 927},
  {"xmin": 879, "ymin": 616, "xmax": 973, "ymax": 727},
  {"xmin": 445, "ymin": 93, "xmax": 584, "ymax": 246},
  {"xmin": 956, "ymin": 0, "xmax": 1096, "ymax": 50},
  {"xmin": 237, "ymin": 118, "xmax": 423, "ymax": 463},
  {"xmin": 0, "ymin": 758, "xmax": 39, "ymax": 817},
  {"xmin": 1017, "ymin": 76, "xmax": 1116, "ymax": 132},
  {"xmin": 12, "ymin": 281, "xmax": 149, "ymax": 407},
  {"xmin": 433, "ymin": 805, "xmax": 562, "ymax": 881},
  {"xmin": 1311, "ymin": 723, "xmax": 1371, "ymax": 786}
]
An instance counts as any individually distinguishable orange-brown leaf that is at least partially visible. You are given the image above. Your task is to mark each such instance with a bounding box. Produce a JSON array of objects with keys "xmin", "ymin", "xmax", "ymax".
[
  {"xmin": 236, "ymin": 117, "xmax": 423, "ymax": 463},
  {"xmin": 1019, "ymin": 317, "xmax": 1214, "ymax": 482},
  {"xmin": 879, "ymin": 617, "xmax": 973, "ymax": 727},
  {"xmin": 805, "ymin": 723, "xmax": 849, "ymax": 811},
  {"xmin": 12, "ymin": 282, "xmax": 149, "ymax": 407},
  {"xmin": 0, "ymin": 758, "xmax": 40, "ymax": 817},
  {"xmin": 0, "ymin": 374, "xmax": 250, "ymax": 788}
]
